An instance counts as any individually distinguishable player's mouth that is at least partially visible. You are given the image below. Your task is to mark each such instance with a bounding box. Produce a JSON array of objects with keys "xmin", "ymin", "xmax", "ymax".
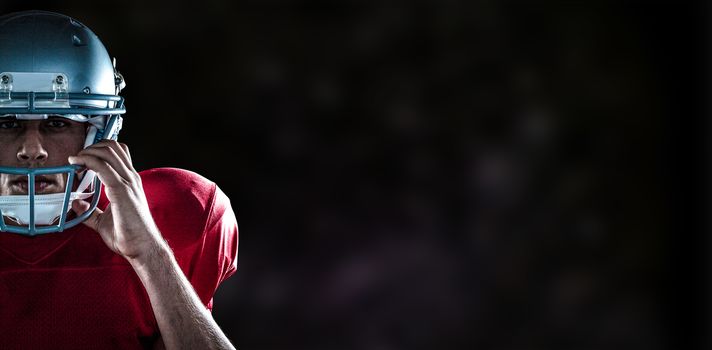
[{"xmin": 8, "ymin": 175, "xmax": 61, "ymax": 195}]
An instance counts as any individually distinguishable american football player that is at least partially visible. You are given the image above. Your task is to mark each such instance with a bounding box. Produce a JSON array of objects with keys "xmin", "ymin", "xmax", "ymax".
[{"xmin": 0, "ymin": 10, "xmax": 238, "ymax": 349}]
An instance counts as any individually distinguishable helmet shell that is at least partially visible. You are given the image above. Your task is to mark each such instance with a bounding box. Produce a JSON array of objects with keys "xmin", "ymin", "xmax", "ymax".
[{"xmin": 0, "ymin": 10, "xmax": 117, "ymax": 96}]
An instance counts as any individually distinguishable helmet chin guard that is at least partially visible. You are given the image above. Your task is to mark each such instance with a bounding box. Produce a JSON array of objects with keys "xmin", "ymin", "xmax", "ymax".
[
  {"xmin": 0, "ymin": 165, "xmax": 100, "ymax": 235},
  {"xmin": 0, "ymin": 11, "xmax": 127, "ymax": 236}
]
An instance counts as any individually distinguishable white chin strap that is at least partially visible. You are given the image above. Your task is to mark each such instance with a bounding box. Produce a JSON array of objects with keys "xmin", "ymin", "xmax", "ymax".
[{"xmin": 0, "ymin": 191, "xmax": 93, "ymax": 226}]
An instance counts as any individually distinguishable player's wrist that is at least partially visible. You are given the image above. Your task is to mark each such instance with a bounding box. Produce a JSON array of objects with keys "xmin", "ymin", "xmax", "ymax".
[{"xmin": 126, "ymin": 237, "xmax": 173, "ymax": 271}]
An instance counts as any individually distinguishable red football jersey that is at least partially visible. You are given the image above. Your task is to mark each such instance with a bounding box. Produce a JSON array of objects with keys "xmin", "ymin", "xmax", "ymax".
[{"xmin": 0, "ymin": 168, "xmax": 239, "ymax": 349}]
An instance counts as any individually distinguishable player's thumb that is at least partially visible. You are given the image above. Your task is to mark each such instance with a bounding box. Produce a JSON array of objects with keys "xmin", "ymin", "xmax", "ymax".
[{"xmin": 71, "ymin": 199, "xmax": 103, "ymax": 232}]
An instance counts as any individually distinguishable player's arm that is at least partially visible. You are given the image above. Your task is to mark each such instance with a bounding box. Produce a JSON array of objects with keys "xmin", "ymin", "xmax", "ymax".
[
  {"xmin": 133, "ymin": 238, "xmax": 234, "ymax": 350},
  {"xmin": 69, "ymin": 140, "xmax": 235, "ymax": 350}
]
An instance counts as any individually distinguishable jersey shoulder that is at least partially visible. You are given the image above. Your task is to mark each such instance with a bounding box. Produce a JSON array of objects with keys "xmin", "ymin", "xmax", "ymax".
[{"xmin": 139, "ymin": 167, "xmax": 218, "ymax": 248}]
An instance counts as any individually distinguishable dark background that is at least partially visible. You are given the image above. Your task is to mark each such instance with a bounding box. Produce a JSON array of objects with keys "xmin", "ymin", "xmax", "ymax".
[{"xmin": 0, "ymin": 1, "xmax": 708, "ymax": 349}]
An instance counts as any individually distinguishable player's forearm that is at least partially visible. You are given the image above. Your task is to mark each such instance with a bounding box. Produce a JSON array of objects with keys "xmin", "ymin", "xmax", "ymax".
[{"xmin": 129, "ymin": 239, "xmax": 235, "ymax": 350}]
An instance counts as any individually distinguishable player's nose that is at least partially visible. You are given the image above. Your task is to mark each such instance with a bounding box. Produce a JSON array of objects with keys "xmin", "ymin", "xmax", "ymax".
[{"xmin": 17, "ymin": 127, "xmax": 48, "ymax": 166}]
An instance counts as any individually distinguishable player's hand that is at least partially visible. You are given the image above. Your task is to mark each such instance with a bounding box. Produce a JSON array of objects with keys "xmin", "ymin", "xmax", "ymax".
[{"xmin": 68, "ymin": 140, "xmax": 164, "ymax": 261}]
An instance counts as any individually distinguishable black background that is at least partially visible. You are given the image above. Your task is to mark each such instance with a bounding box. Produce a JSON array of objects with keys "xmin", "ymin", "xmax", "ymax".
[{"xmin": 0, "ymin": 1, "xmax": 707, "ymax": 349}]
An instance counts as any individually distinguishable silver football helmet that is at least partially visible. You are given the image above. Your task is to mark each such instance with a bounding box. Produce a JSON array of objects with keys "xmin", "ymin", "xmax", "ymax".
[{"xmin": 0, "ymin": 10, "xmax": 126, "ymax": 235}]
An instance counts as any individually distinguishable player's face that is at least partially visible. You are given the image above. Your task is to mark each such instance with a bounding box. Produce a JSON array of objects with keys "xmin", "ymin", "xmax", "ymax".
[{"xmin": 0, "ymin": 117, "xmax": 85, "ymax": 195}]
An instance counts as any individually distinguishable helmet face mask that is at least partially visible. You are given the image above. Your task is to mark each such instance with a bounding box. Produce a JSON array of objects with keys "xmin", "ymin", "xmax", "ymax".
[
  {"xmin": 0, "ymin": 11, "xmax": 126, "ymax": 235},
  {"xmin": 0, "ymin": 164, "xmax": 98, "ymax": 234}
]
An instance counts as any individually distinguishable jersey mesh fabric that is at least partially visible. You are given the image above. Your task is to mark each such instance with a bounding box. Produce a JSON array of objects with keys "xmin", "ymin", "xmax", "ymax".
[{"xmin": 0, "ymin": 168, "xmax": 239, "ymax": 349}]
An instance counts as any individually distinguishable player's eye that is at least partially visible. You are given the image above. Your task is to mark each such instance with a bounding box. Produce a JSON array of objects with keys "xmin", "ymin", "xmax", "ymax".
[
  {"xmin": 0, "ymin": 120, "xmax": 20, "ymax": 129},
  {"xmin": 45, "ymin": 119, "xmax": 67, "ymax": 128}
]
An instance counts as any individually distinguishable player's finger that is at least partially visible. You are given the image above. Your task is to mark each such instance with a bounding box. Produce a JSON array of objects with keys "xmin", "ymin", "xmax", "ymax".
[
  {"xmin": 76, "ymin": 146, "xmax": 134, "ymax": 183},
  {"xmin": 71, "ymin": 198, "xmax": 103, "ymax": 232},
  {"xmin": 68, "ymin": 154, "xmax": 125, "ymax": 189},
  {"xmin": 80, "ymin": 140, "xmax": 134, "ymax": 171},
  {"xmin": 119, "ymin": 142, "xmax": 132, "ymax": 165}
]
